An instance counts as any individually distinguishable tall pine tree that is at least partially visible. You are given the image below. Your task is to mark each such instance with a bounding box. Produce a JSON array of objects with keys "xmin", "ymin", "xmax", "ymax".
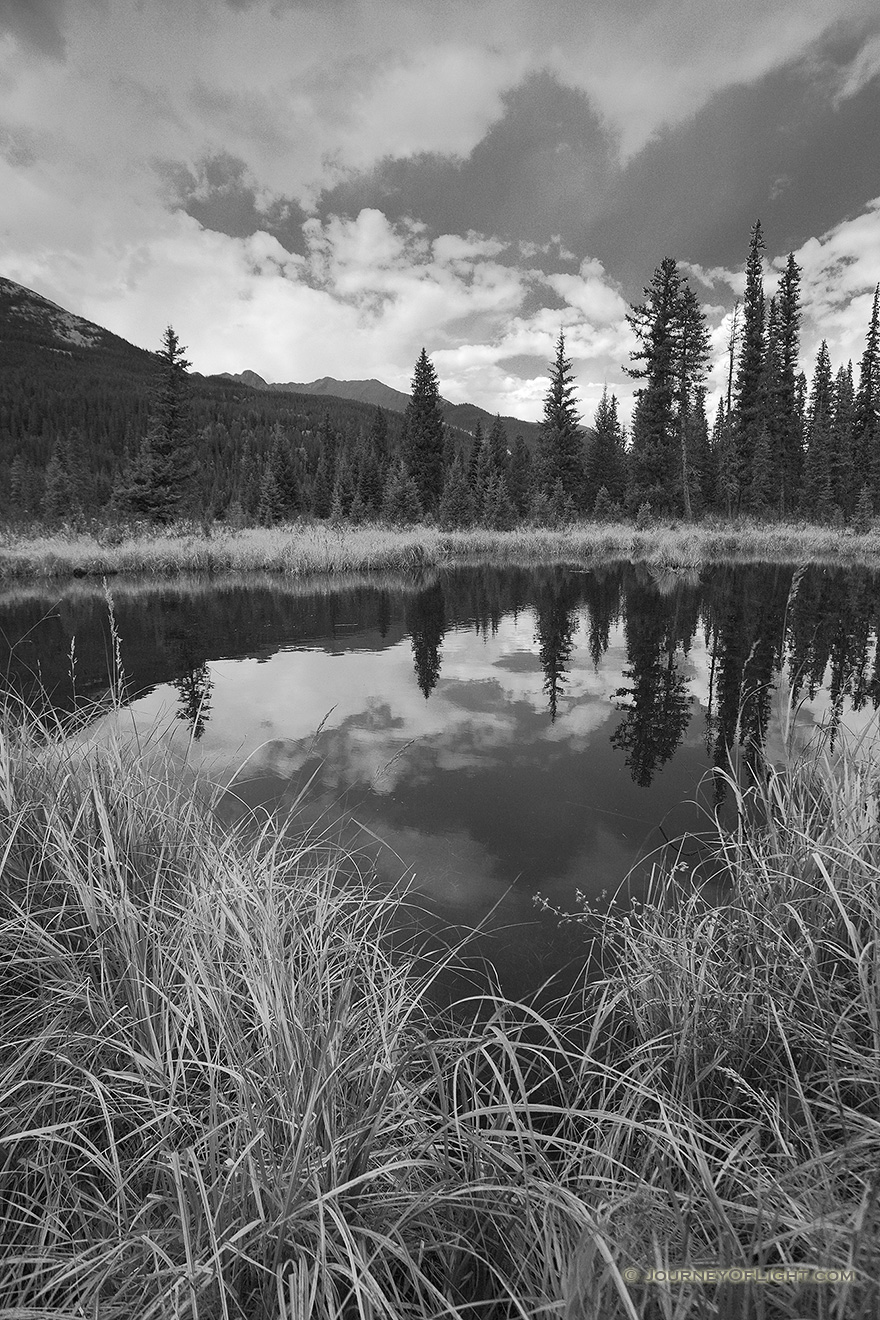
[
  {"xmin": 116, "ymin": 327, "xmax": 196, "ymax": 522},
  {"xmin": 733, "ymin": 221, "xmax": 766, "ymax": 511},
  {"xmin": 537, "ymin": 331, "xmax": 585, "ymax": 510},
  {"xmin": 403, "ymin": 348, "xmax": 445, "ymax": 517}
]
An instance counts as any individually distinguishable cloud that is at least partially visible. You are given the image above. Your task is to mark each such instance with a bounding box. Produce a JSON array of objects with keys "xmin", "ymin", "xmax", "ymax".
[
  {"xmin": 835, "ymin": 31, "xmax": 880, "ymax": 100},
  {"xmin": 0, "ymin": 0, "xmax": 69, "ymax": 60}
]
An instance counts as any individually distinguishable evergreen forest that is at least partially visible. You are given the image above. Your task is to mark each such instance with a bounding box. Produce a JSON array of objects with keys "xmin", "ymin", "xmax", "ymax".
[{"xmin": 2, "ymin": 220, "xmax": 879, "ymax": 532}]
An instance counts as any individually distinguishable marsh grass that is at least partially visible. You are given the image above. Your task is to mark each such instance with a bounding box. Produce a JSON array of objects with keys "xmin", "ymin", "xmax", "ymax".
[
  {"xmin": 5, "ymin": 516, "xmax": 880, "ymax": 580},
  {"xmin": 1, "ymin": 678, "xmax": 879, "ymax": 1315}
]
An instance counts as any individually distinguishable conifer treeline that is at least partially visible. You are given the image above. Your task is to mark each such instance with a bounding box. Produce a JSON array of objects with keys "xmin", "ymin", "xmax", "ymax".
[{"xmin": 6, "ymin": 220, "xmax": 880, "ymax": 527}]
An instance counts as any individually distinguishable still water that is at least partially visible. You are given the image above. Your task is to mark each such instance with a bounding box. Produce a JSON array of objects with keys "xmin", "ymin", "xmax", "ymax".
[{"xmin": 4, "ymin": 561, "xmax": 880, "ymax": 1001}]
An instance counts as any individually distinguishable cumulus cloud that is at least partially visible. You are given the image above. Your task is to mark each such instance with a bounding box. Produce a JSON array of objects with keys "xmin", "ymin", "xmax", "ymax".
[{"xmin": 1, "ymin": 0, "xmax": 877, "ymax": 423}]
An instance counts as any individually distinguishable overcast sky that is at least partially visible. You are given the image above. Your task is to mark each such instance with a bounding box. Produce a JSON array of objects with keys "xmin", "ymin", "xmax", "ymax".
[{"xmin": 2, "ymin": 0, "xmax": 879, "ymax": 423}]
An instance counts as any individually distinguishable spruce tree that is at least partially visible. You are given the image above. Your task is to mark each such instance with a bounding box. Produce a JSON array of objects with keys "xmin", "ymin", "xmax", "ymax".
[
  {"xmin": 585, "ymin": 388, "xmax": 627, "ymax": 509},
  {"xmin": 117, "ymin": 327, "xmax": 196, "ymax": 522},
  {"xmin": 507, "ymin": 436, "xmax": 532, "ymax": 517},
  {"xmin": 311, "ymin": 420, "xmax": 336, "ymax": 518},
  {"xmin": 832, "ymin": 363, "xmax": 857, "ymax": 516},
  {"xmin": 268, "ymin": 423, "xmax": 299, "ymax": 518},
  {"xmin": 370, "ymin": 405, "xmax": 389, "ymax": 464},
  {"xmin": 257, "ymin": 457, "xmax": 283, "ymax": 525},
  {"xmin": 625, "ymin": 258, "xmax": 681, "ymax": 514},
  {"xmin": 468, "ymin": 419, "xmax": 484, "ymax": 489},
  {"xmin": 775, "ymin": 255, "xmax": 803, "ymax": 513},
  {"xmin": 403, "ymin": 348, "xmax": 446, "ymax": 515},
  {"xmin": 42, "ymin": 441, "xmax": 72, "ymax": 524},
  {"xmin": 801, "ymin": 342, "xmax": 835, "ymax": 521},
  {"xmin": 482, "ymin": 471, "xmax": 517, "ymax": 530},
  {"xmin": 675, "ymin": 283, "xmax": 711, "ymax": 518},
  {"xmin": 855, "ymin": 286, "xmax": 880, "ymax": 496},
  {"xmin": 488, "ymin": 415, "xmax": 509, "ymax": 475},
  {"xmin": 733, "ymin": 221, "xmax": 766, "ymax": 508},
  {"xmin": 438, "ymin": 454, "xmax": 476, "ymax": 529},
  {"xmin": 382, "ymin": 461, "xmax": 423, "ymax": 525},
  {"xmin": 538, "ymin": 331, "xmax": 585, "ymax": 511}
]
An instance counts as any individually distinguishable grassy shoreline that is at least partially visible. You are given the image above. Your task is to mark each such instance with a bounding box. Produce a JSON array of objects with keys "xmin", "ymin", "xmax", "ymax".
[
  {"xmin": 5, "ymin": 516, "xmax": 880, "ymax": 580},
  {"xmin": 1, "ymin": 691, "xmax": 879, "ymax": 1316}
]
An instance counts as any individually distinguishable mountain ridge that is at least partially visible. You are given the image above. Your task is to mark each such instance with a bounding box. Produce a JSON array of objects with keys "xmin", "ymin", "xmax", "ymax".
[{"xmin": 218, "ymin": 370, "xmax": 543, "ymax": 446}]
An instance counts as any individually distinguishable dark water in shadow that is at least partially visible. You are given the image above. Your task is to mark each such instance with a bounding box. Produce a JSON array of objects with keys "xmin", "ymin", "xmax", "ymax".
[{"xmin": 4, "ymin": 560, "xmax": 880, "ymax": 1003}]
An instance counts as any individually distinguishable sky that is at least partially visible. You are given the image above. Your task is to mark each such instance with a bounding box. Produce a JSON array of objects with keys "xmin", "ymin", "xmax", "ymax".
[{"xmin": 1, "ymin": 0, "xmax": 880, "ymax": 424}]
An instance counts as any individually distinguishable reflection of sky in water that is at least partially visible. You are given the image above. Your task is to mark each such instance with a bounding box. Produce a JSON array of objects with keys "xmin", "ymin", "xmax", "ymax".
[
  {"xmin": 94, "ymin": 611, "xmax": 711, "ymax": 1000},
  {"xmin": 60, "ymin": 569, "xmax": 880, "ymax": 1002}
]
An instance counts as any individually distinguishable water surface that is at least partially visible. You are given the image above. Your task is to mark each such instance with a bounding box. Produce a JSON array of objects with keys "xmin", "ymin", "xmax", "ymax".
[{"xmin": 4, "ymin": 561, "xmax": 879, "ymax": 1001}]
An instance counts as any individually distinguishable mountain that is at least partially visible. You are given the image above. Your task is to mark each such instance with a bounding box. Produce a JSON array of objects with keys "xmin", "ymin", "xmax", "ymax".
[
  {"xmin": 220, "ymin": 370, "xmax": 543, "ymax": 447},
  {"xmin": 0, "ymin": 276, "xmax": 412, "ymax": 517}
]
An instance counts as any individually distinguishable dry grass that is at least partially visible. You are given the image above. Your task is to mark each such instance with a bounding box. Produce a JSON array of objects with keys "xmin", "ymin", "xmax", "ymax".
[
  {"xmin": 4, "ymin": 516, "xmax": 880, "ymax": 581},
  {"xmin": 1, "ymin": 670, "xmax": 879, "ymax": 1316}
]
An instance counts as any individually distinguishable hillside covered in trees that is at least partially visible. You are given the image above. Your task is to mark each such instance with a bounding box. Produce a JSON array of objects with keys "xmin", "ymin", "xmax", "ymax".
[{"xmin": 2, "ymin": 220, "xmax": 879, "ymax": 531}]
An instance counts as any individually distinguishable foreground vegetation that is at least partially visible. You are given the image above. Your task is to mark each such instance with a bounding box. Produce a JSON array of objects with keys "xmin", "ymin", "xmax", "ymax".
[
  {"xmin": 1, "ymin": 684, "xmax": 879, "ymax": 1318},
  {"xmin": 8, "ymin": 515, "xmax": 880, "ymax": 580}
]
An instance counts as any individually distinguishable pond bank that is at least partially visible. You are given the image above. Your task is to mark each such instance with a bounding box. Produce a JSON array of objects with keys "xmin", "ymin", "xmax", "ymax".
[{"xmin": 5, "ymin": 517, "xmax": 880, "ymax": 579}]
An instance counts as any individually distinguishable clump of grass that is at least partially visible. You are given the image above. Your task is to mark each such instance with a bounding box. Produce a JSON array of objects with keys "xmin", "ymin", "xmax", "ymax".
[
  {"xmin": 2, "ymin": 673, "xmax": 880, "ymax": 1317},
  {"xmin": 0, "ymin": 694, "xmax": 632, "ymax": 1318}
]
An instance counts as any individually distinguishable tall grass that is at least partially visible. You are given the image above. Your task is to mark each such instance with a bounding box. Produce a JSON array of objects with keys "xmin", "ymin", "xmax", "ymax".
[
  {"xmin": 5, "ymin": 516, "xmax": 880, "ymax": 580},
  {"xmin": 1, "ymin": 684, "xmax": 879, "ymax": 1316}
]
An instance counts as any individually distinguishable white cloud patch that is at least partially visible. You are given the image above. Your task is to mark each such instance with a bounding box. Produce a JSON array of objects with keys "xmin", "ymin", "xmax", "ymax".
[{"xmin": 835, "ymin": 31, "xmax": 880, "ymax": 102}]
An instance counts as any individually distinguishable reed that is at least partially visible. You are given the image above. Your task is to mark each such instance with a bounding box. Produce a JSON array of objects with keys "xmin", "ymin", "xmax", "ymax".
[
  {"xmin": 5, "ymin": 515, "xmax": 880, "ymax": 580},
  {"xmin": 1, "ymin": 680, "xmax": 879, "ymax": 1316}
]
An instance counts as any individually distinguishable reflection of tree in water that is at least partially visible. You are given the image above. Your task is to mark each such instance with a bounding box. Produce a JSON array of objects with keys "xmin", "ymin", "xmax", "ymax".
[
  {"xmin": 611, "ymin": 579, "xmax": 696, "ymax": 787},
  {"xmin": 581, "ymin": 565, "xmax": 624, "ymax": 670},
  {"xmin": 171, "ymin": 663, "xmax": 214, "ymax": 740},
  {"xmin": 406, "ymin": 582, "xmax": 446, "ymax": 698},
  {"xmin": 534, "ymin": 569, "xmax": 582, "ymax": 722}
]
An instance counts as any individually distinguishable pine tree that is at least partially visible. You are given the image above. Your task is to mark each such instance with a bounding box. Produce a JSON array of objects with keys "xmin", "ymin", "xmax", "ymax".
[
  {"xmin": 853, "ymin": 484, "xmax": 873, "ymax": 533},
  {"xmin": 403, "ymin": 348, "xmax": 446, "ymax": 516},
  {"xmin": 855, "ymin": 286, "xmax": 880, "ymax": 496},
  {"xmin": 332, "ymin": 451, "xmax": 355, "ymax": 516},
  {"xmin": 370, "ymin": 405, "xmax": 389, "ymax": 464},
  {"xmin": 775, "ymin": 255, "xmax": 804, "ymax": 514},
  {"xmin": 538, "ymin": 331, "xmax": 585, "ymax": 510},
  {"xmin": 625, "ymin": 258, "xmax": 682, "ymax": 514},
  {"xmin": 733, "ymin": 222, "xmax": 766, "ymax": 509},
  {"xmin": 483, "ymin": 471, "xmax": 517, "ymax": 530},
  {"xmin": 832, "ymin": 363, "xmax": 857, "ymax": 516},
  {"xmin": 257, "ymin": 457, "xmax": 284, "ymax": 525},
  {"xmin": 41, "ymin": 443, "xmax": 71, "ymax": 523},
  {"xmin": 438, "ymin": 454, "xmax": 476, "ymax": 530},
  {"xmin": 585, "ymin": 388, "xmax": 627, "ymax": 509},
  {"xmin": 355, "ymin": 441, "xmax": 383, "ymax": 515},
  {"xmin": 348, "ymin": 487, "xmax": 368, "ymax": 524},
  {"xmin": 675, "ymin": 283, "xmax": 711, "ymax": 518},
  {"xmin": 268, "ymin": 423, "xmax": 299, "ymax": 519},
  {"xmin": 311, "ymin": 419, "xmax": 336, "ymax": 518},
  {"xmin": 749, "ymin": 426, "xmax": 773, "ymax": 517},
  {"xmin": 713, "ymin": 399, "xmax": 738, "ymax": 517},
  {"xmin": 117, "ymin": 327, "xmax": 196, "ymax": 522},
  {"xmin": 592, "ymin": 485, "xmax": 616, "ymax": 522},
  {"xmin": 487, "ymin": 415, "xmax": 509, "ymax": 475},
  {"xmin": 468, "ymin": 419, "xmax": 484, "ymax": 488},
  {"xmin": 801, "ymin": 341, "xmax": 835, "ymax": 521},
  {"xmin": 382, "ymin": 461, "xmax": 423, "ymax": 525},
  {"xmin": 507, "ymin": 436, "xmax": 532, "ymax": 517}
]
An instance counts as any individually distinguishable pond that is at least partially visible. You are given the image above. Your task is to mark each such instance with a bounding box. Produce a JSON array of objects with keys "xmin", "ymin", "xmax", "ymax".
[{"xmin": 4, "ymin": 560, "xmax": 880, "ymax": 1004}]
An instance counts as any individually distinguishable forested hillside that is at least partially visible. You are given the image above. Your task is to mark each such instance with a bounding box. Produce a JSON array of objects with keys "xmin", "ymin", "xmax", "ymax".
[{"xmin": 0, "ymin": 278, "xmax": 474, "ymax": 522}]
